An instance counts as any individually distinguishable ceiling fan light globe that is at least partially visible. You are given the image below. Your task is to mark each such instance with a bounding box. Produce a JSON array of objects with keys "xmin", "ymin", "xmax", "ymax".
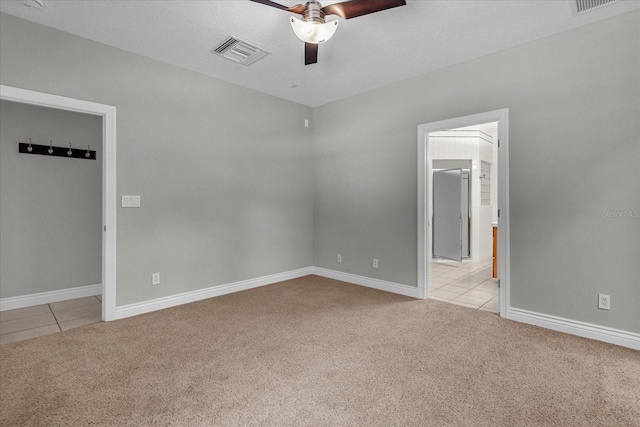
[{"xmin": 290, "ymin": 17, "xmax": 338, "ymax": 44}]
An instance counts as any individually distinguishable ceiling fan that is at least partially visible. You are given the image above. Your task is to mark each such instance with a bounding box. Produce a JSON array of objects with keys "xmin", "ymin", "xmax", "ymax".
[{"xmin": 248, "ymin": 0, "xmax": 406, "ymax": 65}]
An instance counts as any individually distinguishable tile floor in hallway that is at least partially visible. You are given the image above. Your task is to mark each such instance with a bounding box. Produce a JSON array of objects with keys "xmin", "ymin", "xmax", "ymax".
[
  {"xmin": 0, "ymin": 296, "xmax": 102, "ymax": 345},
  {"xmin": 429, "ymin": 258, "xmax": 499, "ymax": 313}
]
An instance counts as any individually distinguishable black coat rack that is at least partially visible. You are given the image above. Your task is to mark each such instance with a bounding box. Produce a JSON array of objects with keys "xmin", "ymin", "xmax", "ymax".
[{"xmin": 19, "ymin": 139, "xmax": 96, "ymax": 160}]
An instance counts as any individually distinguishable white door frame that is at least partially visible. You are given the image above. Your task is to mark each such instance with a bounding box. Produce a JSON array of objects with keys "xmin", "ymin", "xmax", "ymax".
[
  {"xmin": 417, "ymin": 109, "xmax": 510, "ymax": 316},
  {"xmin": 1, "ymin": 85, "xmax": 117, "ymax": 321}
]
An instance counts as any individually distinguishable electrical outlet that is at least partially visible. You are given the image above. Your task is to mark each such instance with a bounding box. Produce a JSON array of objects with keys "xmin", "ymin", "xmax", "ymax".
[
  {"xmin": 337, "ymin": 254, "xmax": 342, "ymax": 263},
  {"xmin": 598, "ymin": 293, "xmax": 610, "ymax": 310},
  {"xmin": 152, "ymin": 272, "xmax": 160, "ymax": 286},
  {"xmin": 373, "ymin": 258, "xmax": 379, "ymax": 269}
]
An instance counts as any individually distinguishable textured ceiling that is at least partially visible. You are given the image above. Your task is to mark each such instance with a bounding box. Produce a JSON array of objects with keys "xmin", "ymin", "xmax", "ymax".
[{"xmin": 1, "ymin": 0, "xmax": 638, "ymax": 107}]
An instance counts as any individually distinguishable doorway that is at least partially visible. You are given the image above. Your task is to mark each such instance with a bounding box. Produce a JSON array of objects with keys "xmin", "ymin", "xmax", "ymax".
[
  {"xmin": 417, "ymin": 109, "xmax": 510, "ymax": 316},
  {"xmin": 0, "ymin": 85, "xmax": 117, "ymax": 322}
]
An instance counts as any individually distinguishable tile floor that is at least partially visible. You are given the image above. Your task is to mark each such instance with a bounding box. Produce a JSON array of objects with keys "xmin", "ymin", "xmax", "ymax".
[
  {"xmin": 429, "ymin": 258, "xmax": 499, "ymax": 313},
  {"xmin": 0, "ymin": 296, "xmax": 102, "ymax": 345}
]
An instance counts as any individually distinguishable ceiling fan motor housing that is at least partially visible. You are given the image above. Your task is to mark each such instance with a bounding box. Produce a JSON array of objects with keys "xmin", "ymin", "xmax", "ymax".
[
  {"xmin": 248, "ymin": 0, "xmax": 407, "ymax": 65},
  {"xmin": 303, "ymin": 1, "xmax": 326, "ymax": 24}
]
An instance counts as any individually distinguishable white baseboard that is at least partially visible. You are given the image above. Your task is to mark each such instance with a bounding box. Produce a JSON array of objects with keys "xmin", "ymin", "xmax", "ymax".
[
  {"xmin": 312, "ymin": 267, "xmax": 420, "ymax": 298},
  {"xmin": 311, "ymin": 269, "xmax": 639, "ymax": 351},
  {"xmin": 0, "ymin": 284, "xmax": 102, "ymax": 311},
  {"xmin": 508, "ymin": 307, "xmax": 640, "ymax": 351},
  {"xmin": 114, "ymin": 267, "xmax": 314, "ymax": 320},
  {"xmin": 115, "ymin": 267, "xmax": 418, "ymax": 320},
  {"xmin": 10, "ymin": 270, "xmax": 631, "ymax": 352}
]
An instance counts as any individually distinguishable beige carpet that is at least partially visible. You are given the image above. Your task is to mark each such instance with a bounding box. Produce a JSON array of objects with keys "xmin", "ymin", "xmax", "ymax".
[{"xmin": 1, "ymin": 275, "xmax": 638, "ymax": 426}]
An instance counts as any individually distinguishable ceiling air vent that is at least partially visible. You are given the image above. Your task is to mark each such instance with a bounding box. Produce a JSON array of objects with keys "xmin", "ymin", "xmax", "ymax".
[
  {"xmin": 20, "ymin": 0, "xmax": 44, "ymax": 9},
  {"xmin": 573, "ymin": 0, "xmax": 618, "ymax": 14},
  {"xmin": 212, "ymin": 37, "xmax": 269, "ymax": 66}
]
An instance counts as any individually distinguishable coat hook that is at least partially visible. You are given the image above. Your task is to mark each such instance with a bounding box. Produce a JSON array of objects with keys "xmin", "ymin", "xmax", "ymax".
[
  {"xmin": 85, "ymin": 145, "xmax": 91, "ymax": 158},
  {"xmin": 48, "ymin": 140, "xmax": 54, "ymax": 155},
  {"xmin": 67, "ymin": 143, "xmax": 73, "ymax": 156},
  {"xmin": 27, "ymin": 138, "xmax": 33, "ymax": 152}
]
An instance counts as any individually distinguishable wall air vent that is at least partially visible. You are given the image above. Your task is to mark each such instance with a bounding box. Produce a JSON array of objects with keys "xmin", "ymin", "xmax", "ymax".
[
  {"xmin": 212, "ymin": 37, "xmax": 270, "ymax": 66},
  {"xmin": 573, "ymin": 0, "xmax": 618, "ymax": 15}
]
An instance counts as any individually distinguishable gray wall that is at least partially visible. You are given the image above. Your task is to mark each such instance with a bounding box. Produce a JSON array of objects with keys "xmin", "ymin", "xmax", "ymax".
[
  {"xmin": 313, "ymin": 11, "xmax": 639, "ymax": 333},
  {"xmin": 0, "ymin": 13, "xmax": 314, "ymax": 307},
  {"xmin": 0, "ymin": 101, "xmax": 102, "ymax": 298},
  {"xmin": 1, "ymin": 11, "xmax": 638, "ymax": 335}
]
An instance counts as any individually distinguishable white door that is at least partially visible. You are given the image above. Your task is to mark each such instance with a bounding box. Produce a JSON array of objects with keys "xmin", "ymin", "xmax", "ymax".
[{"xmin": 433, "ymin": 168, "xmax": 463, "ymax": 262}]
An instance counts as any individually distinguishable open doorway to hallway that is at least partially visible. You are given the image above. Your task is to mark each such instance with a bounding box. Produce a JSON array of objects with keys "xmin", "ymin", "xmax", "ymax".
[
  {"xmin": 0, "ymin": 84, "xmax": 118, "ymax": 344},
  {"xmin": 0, "ymin": 100, "xmax": 103, "ymax": 345},
  {"xmin": 428, "ymin": 123, "xmax": 499, "ymax": 312},
  {"xmin": 417, "ymin": 109, "xmax": 510, "ymax": 316}
]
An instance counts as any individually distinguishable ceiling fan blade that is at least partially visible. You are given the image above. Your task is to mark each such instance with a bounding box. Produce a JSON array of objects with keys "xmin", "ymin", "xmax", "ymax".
[
  {"xmin": 305, "ymin": 43, "xmax": 318, "ymax": 65},
  {"xmin": 322, "ymin": 0, "xmax": 406, "ymax": 19},
  {"xmin": 248, "ymin": 0, "xmax": 307, "ymax": 14},
  {"xmin": 248, "ymin": 0, "xmax": 288, "ymax": 10}
]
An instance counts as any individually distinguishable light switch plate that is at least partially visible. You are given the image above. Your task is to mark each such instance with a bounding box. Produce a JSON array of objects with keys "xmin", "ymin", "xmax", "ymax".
[{"xmin": 122, "ymin": 195, "xmax": 141, "ymax": 207}]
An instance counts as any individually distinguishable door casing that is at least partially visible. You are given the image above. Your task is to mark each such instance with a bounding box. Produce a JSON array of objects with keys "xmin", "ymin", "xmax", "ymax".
[
  {"xmin": 417, "ymin": 109, "xmax": 510, "ymax": 317},
  {"xmin": 0, "ymin": 85, "xmax": 117, "ymax": 321}
]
